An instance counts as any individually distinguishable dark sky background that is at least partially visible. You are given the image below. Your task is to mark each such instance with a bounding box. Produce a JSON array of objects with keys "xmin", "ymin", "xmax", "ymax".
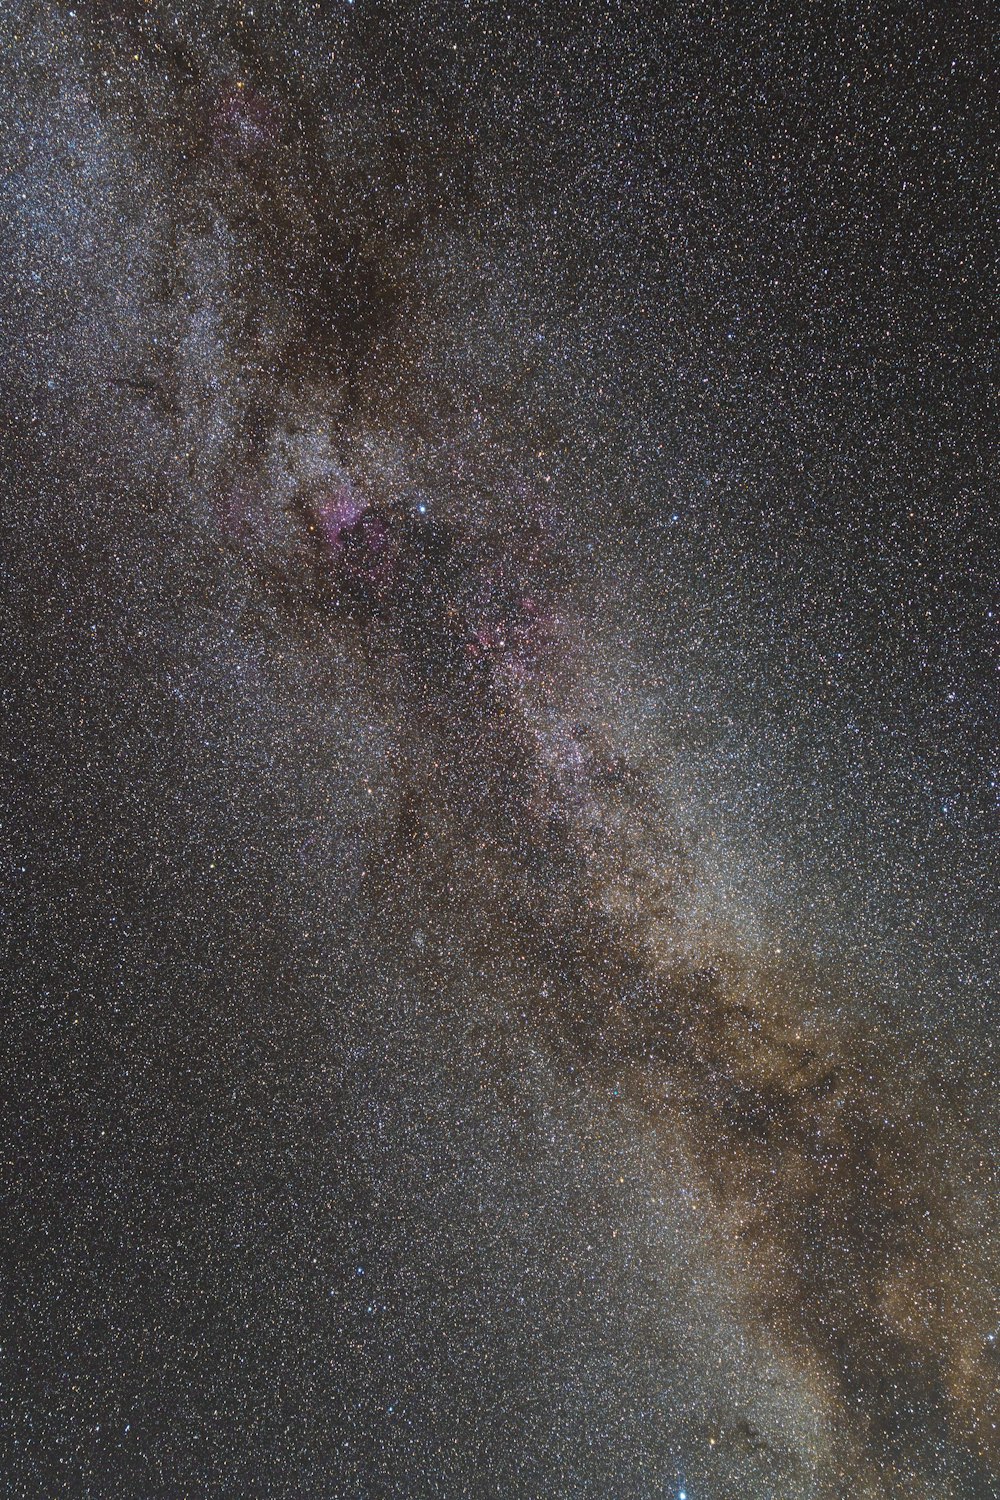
[{"xmin": 2, "ymin": 2, "xmax": 997, "ymax": 1496}]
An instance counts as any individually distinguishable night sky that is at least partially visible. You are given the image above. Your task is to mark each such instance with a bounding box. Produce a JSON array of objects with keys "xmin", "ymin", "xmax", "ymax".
[{"xmin": 2, "ymin": 2, "xmax": 998, "ymax": 1495}]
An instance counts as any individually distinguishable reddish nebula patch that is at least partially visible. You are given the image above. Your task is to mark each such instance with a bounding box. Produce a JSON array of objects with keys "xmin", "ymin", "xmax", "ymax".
[
  {"xmin": 335, "ymin": 508, "xmax": 398, "ymax": 596},
  {"xmin": 315, "ymin": 485, "xmax": 369, "ymax": 557},
  {"xmin": 462, "ymin": 592, "xmax": 562, "ymax": 683}
]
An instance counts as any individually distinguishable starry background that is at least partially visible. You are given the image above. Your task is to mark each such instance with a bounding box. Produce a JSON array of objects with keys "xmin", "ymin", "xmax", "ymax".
[{"xmin": 1, "ymin": 1, "xmax": 998, "ymax": 1496}]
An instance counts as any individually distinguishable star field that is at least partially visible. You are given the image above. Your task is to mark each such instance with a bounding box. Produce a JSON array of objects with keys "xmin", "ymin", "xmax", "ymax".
[{"xmin": 2, "ymin": 2, "xmax": 998, "ymax": 1496}]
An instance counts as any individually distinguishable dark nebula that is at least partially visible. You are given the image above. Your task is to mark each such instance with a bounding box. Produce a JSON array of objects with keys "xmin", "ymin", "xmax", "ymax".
[{"xmin": 2, "ymin": 2, "xmax": 997, "ymax": 1496}]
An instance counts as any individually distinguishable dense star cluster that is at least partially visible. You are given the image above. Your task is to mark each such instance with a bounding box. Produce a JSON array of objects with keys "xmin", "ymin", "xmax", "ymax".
[{"xmin": 2, "ymin": 1, "xmax": 997, "ymax": 1496}]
